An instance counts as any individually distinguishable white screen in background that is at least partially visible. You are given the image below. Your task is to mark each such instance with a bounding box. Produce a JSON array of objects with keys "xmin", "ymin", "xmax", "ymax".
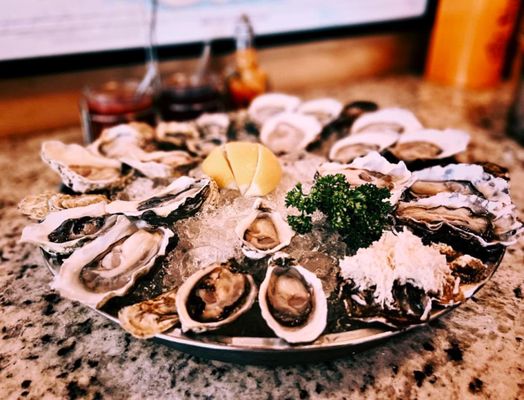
[{"xmin": 0, "ymin": 0, "xmax": 427, "ymax": 61}]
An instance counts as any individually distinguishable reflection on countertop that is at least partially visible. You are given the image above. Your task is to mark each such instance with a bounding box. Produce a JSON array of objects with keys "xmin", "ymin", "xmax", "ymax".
[{"xmin": 1, "ymin": 75, "xmax": 523, "ymax": 400}]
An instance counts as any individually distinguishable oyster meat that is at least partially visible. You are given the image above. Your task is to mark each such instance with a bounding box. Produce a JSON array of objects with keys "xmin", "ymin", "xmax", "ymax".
[
  {"xmin": 297, "ymin": 98, "xmax": 343, "ymax": 125},
  {"xmin": 351, "ymin": 107, "xmax": 423, "ymax": 134},
  {"xmin": 176, "ymin": 262, "xmax": 257, "ymax": 333},
  {"xmin": 248, "ymin": 93, "xmax": 301, "ymax": 126},
  {"xmin": 52, "ymin": 216, "xmax": 173, "ymax": 308},
  {"xmin": 107, "ymin": 176, "xmax": 211, "ymax": 226},
  {"xmin": 329, "ymin": 131, "xmax": 399, "ymax": 163},
  {"xmin": 156, "ymin": 121, "xmax": 200, "ymax": 148},
  {"xmin": 260, "ymin": 112, "xmax": 322, "ymax": 154},
  {"xmin": 388, "ymin": 129, "xmax": 470, "ymax": 162},
  {"xmin": 118, "ymin": 288, "xmax": 179, "ymax": 339},
  {"xmin": 88, "ymin": 123, "xmax": 156, "ymax": 160},
  {"xmin": 318, "ymin": 151, "xmax": 412, "ymax": 204},
  {"xmin": 259, "ymin": 254, "xmax": 327, "ymax": 343},
  {"xmin": 41, "ymin": 141, "xmax": 125, "ymax": 193},
  {"xmin": 235, "ymin": 199, "xmax": 295, "ymax": 259}
]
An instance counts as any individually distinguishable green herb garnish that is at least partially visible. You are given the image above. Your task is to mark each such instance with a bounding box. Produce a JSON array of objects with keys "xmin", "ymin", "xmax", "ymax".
[{"xmin": 285, "ymin": 174, "xmax": 393, "ymax": 253}]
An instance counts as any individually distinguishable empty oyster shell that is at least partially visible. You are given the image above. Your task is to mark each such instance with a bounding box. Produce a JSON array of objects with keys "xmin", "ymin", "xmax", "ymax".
[
  {"xmin": 259, "ymin": 254, "xmax": 327, "ymax": 343},
  {"xmin": 396, "ymin": 192, "xmax": 523, "ymax": 248},
  {"xmin": 52, "ymin": 216, "xmax": 173, "ymax": 308},
  {"xmin": 328, "ymin": 131, "xmax": 399, "ymax": 163},
  {"xmin": 408, "ymin": 163, "xmax": 512, "ymax": 205},
  {"xmin": 260, "ymin": 112, "xmax": 322, "ymax": 154},
  {"xmin": 106, "ymin": 176, "xmax": 211, "ymax": 226},
  {"xmin": 41, "ymin": 141, "xmax": 125, "ymax": 193},
  {"xmin": 389, "ymin": 129, "xmax": 470, "ymax": 162},
  {"xmin": 318, "ymin": 151, "xmax": 412, "ymax": 204},
  {"xmin": 176, "ymin": 262, "xmax": 257, "ymax": 333},
  {"xmin": 20, "ymin": 202, "xmax": 116, "ymax": 256},
  {"xmin": 235, "ymin": 199, "xmax": 295, "ymax": 259},
  {"xmin": 248, "ymin": 93, "xmax": 301, "ymax": 126},
  {"xmin": 351, "ymin": 108, "xmax": 423, "ymax": 134},
  {"xmin": 18, "ymin": 192, "xmax": 108, "ymax": 221},
  {"xmin": 118, "ymin": 288, "xmax": 179, "ymax": 339},
  {"xmin": 297, "ymin": 98, "xmax": 343, "ymax": 125}
]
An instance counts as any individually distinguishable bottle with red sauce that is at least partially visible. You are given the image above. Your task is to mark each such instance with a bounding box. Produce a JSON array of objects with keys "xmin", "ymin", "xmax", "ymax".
[{"xmin": 80, "ymin": 80, "xmax": 156, "ymax": 143}]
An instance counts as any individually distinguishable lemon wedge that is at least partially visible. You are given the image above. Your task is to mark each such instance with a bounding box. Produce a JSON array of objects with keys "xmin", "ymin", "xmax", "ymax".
[{"xmin": 201, "ymin": 142, "xmax": 281, "ymax": 197}]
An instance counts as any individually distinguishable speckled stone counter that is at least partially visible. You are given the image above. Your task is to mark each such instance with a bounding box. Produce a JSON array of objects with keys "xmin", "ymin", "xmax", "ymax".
[{"xmin": 1, "ymin": 76, "xmax": 523, "ymax": 400}]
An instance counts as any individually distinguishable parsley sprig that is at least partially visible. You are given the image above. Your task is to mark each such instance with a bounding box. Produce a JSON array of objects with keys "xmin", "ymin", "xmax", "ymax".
[{"xmin": 285, "ymin": 174, "xmax": 393, "ymax": 253}]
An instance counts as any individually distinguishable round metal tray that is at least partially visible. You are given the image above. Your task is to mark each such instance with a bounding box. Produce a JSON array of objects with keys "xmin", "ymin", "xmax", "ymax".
[{"xmin": 43, "ymin": 250, "xmax": 504, "ymax": 365}]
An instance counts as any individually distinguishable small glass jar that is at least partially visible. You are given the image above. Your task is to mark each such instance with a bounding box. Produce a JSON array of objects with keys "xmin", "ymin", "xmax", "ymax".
[
  {"xmin": 80, "ymin": 80, "xmax": 156, "ymax": 143},
  {"xmin": 156, "ymin": 72, "xmax": 224, "ymax": 122}
]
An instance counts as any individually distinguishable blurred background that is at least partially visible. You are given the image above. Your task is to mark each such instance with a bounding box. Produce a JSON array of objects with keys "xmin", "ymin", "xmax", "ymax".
[{"xmin": 0, "ymin": 0, "xmax": 521, "ymax": 140}]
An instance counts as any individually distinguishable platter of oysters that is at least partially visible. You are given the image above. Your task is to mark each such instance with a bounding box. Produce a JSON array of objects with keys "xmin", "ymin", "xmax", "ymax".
[{"xmin": 19, "ymin": 93, "xmax": 523, "ymax": 363}]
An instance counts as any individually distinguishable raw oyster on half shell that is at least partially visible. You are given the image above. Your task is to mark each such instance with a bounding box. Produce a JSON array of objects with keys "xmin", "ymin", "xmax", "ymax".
[
  {"xmin": 235, "ymin": 199, "xmax": 295, "ymax": 259},
  {"xmin": 52, "ymin": 216, "xmax": 173, "ymax": 308},
  {"xmin": 155, "ymin": 121, "xmax": 200, "ymax": 148},
  {"xmin": 389, "ymin": 129, "xmax": 470, "ymax": 162},
  {"xmin": 18, "ymin": 192, "xmax": 108, "ymax": 221},
  {"xmin": 258, "ymin": 253, "xmax": 327, "ymax": 343},
  {"xmin": 260, "ymin": 112, "xmax": 322, "ymax": 154},
  {"xmin": 297, "ymin": 98, "xmax": 343, "ymax": 125},
  {"xmin": 41, "ymin": 141, "xmax": 125, "ymax": 193},
  {"xmin": 318, "ymin": 151, "xmax": 412, "ymax": 204},
  {"xmin": 328, "ymin": 131, "xmax": 399, "ymax": 163},
  {"xmin": 107, "ymin": 176, "xmax": 212, "ymax": 226},
  {"xmin": 248, "ymin": 93, "xmax": 301, "ymax": 126},
  {"xmin": 351, "ymin": 107, "xmax": 423, "ymax": 134},
  {"xmin": 118, "ymin": 288, "xmax": 179, "ymax": 339},
  {"xmin": 176, "ymin": 262, "xmax": 257, "ymax": 333}
]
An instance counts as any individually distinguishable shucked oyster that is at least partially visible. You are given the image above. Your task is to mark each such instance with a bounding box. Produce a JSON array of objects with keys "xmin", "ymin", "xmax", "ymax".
[
  {"xmin": 396, "ymin": 192, "xmax": 523, "ymax": 248},
  {"xmin": 318, "ymin": 151, "xmax": 412, "ymax": 204},
  {"xmin": 18, "ymin": 192, "xmax": 108, "ymax": 221},
  {"xmin": 259, "ymin": 254, "xmax": 327, "ymax": 343},
  {"xmin": 260, "ymin": 112, "xmax": 322, "ymax": 154},
  {"xmin": 248, "ymin": 93, "xmax": 301, "ymax": 126},
  {"xmin": 20, "ymin": 202, "xmax": 116, "ymax": 256},
  {"xmin": 41, "ymin": 141, "xmax": 126, "ymax": 193},
  {"xmin": 389, "ymin": 129, "xmax": 470, "ymax": 162},
  {"xmin": 155, "ymin": 121, "xmax": 200, "ymax": 148},
  {"xmin": 408, "ymin": 163, "xmax": 512, "ymax": 205},
  {"xmin": 52, "ymin": 216, "xmax": 173, "ymax": 308},
  {"xmin": 118, "ymin": 288, "xmax": 179, "ymax": 339},
  {"xmin": 107, "ymin": 176, "xmax": 211, "ymax": 226},
  {"xmin": 328, "ymin": 131, "xmax": 399, "ymax": 163},
  {"xmin": 235, "ymin": 199, "xmax": 295, "ymax": 259},
  {"xmin": 176, "ymin": 262, "xmax": 257, "ymax": 333},
  {"xmin": 88, "ymin": 123, "xmax": 156, "ymax": 160},
  {"xmin": 351, "ymin": 107, "xmax": 423, "ymax": 134},
  {"xmin": 297, "ymin": 98, "xmax": 343, "ymax": 125}
]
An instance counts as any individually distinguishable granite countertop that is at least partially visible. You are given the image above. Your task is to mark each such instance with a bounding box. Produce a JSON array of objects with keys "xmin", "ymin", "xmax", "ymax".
[{"xmin": 1, "ymin": 76, "xmax": 523, "ymax": 400}]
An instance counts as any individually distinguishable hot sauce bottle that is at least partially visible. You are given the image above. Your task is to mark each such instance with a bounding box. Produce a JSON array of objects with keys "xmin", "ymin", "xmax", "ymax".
[{"xmin": 227, "ymin": 15, "xmax": 268, "ymax": 109}]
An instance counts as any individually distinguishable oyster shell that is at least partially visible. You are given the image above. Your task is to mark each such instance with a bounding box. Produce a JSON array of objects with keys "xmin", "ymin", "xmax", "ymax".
[
  {"xmin": 258, "ymin": 254, "xmax": 327, "ymax": 343},
  {"xmin": 41, "ymin": 141, "xmax": 125, "ymax": 193},
  {"xmin": 235, "ymin": 199, "xmax": 295, "ymax": 259},
  {"xmin": 318, "ymin": 151, "xmax": 412, "ymax": 204},
  {"xmin": 389, "ymin": 129, "xmax": 470, "ymax": 162},
  {"xmin": 187, "ymin": 113, "xmax": 230, "ymax": 157},
  {"xmin": 120, "ymin": 150, "xmax": 196, "ymax": 179},
  {"xmin": 248, "ymin": 93, "xmax": 301, "ymax": 126},
  {"xmin": 396, "ymin": 192, "xmax": 523, "ymax": 247},
  {"xmin": 20, "ymin": 202, "xmax": 116, "ymax": 256},
  {"xmin": 176, "ymin": 262, "xmax": 257, "ymax": 333},
  {"xmin": 52, "ymin": 216, "xmax": 173, "ymax": 308},
  {"xmin": 106, "ymin": 176, "xmax": 211, "ymax": 226},
  {"xmin": 351, "ymin": 108, "xmax": 423, "ymax": 134},
  {"xmin": 328, "ymin": 131, "xmax": 399, "ymax": 163},
  {"xmin": 408, "ymin": 163, "xmax": 512, "ymax": 205},
  {"xmin": 297, "ymin": 98, "xmax": 343, "ymax": 125},
  {"xmin": 260, "ymin": 112, "xmax": 322, "ymax": 154},
  {"xmin": 118, "ymin": 288, "xmax": 179, "ymax": 339},
  {"xmin": 156, "ymin": 121, "xmax": 200, "ymax": 148},
  {"xmin": 18, "ymin": 192, "xmax": 108, "ymax": 221}
]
